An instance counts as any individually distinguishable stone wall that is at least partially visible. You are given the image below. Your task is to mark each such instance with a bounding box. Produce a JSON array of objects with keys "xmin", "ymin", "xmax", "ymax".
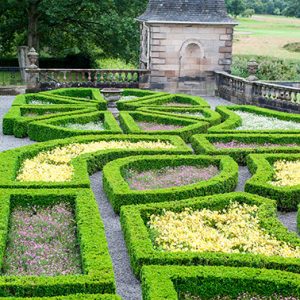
[{"xmin": 145, "ymin": 23, "xmax": 234, "ymax": 96}]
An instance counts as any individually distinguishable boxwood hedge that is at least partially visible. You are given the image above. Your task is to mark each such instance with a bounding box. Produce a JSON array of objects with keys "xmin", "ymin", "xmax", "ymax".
[
  {"xmin": 209, "ymin": 105, "xmax": 300, "ymax": 134},
  {"xmin": 0, "ymin": 134, "xmax": 192, "ymax": 189},
  {"xmin": 0, "ymin": 188, "xmax": 116, "ymax": 298},
  {"xmin": 245, "ymin": 153, "xmax": 300, "ymax": 211},
  {"xmin": 119, "ymin": 111, "xmax": 209, "ymax": 142},
  {"xmin": 120, "ymin": 192, "xmax": 300, "ymax": 276},
  {"xmin": 141, "ymin": 265, "xmax": 300, "ymax": 300},
  {"xmin": 103, "ymin": 154, "xmax": 238, "ymax": 213},
  {"xmin": 191, "ymin": 133, "xmax": 300, "ymax": 165},
  {"xmin": 137, "ymin": 106, "xmax": 222, "ymax": 125},
  {"xmin": 0, "ymin": 294, "xmax": 121, "ymax": 300},
  {"xmin": 3, "ymin": 105, "xmax": 96, "ymax": 137},
  {"xmin": 28, "ymin": 111, "xmax": 123, "ymax": 142}
]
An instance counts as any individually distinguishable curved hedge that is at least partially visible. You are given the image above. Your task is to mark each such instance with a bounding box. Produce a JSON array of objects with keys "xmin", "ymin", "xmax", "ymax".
[
  {"xmin": 103, "ymin": 154, "xmax": 238, "ymax": 213},
  {"xmin": 0, "ymin": 188, "xmax": 116, "ymax": 297},
  {"xmin": 245, "ymin": 153, "xmax": 300, "ymax": 211},
  {"xmin": 141, "ymin": 265, "xmax": 300, "ymax": 300},
  {"xmin": 191, "ymin": 133, "xmax": 300, "ymax": 165},
  {"xmin": 0, "ymin": 295, "xmax": 121, "ymax": 300},
  {"xmin": 209, "ymin": 105, "xmax": 300, "ymax": 134},
  {"xmin": 119, "ymin": 111, "xmax": 209, "ymax": 142},
  {"xmin": 120, "ymin": 192, "xmax": 300, "ymax": 277},
  {"xmin": 137, "ymin": 106, "xmax": 222, "ymax": 125},
  {"xmin": 0, "ymin": 134, "xmax": 192, "ymax": 189},
  {"xmin": 28, "ymin": 111, "xmax": 122, "ymax": 142}
]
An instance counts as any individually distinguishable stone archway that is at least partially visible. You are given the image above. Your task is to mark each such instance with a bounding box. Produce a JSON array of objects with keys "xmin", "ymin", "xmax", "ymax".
[{"xmin": 179, "ymin": 39, "xmax": 205, "ymax": 80}]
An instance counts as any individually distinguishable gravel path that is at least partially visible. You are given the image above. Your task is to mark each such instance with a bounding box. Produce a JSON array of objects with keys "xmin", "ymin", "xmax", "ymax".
[
  {"xmin": 90, "ymin": 172, "xmax": 142, "ymax": 300},
  {"xmin": 203, "ymin": 96, "xmax": 233, "ymax": 110}
]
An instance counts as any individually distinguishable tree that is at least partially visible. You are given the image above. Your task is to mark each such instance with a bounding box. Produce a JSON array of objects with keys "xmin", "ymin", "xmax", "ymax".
[
  {"xmin": 284, "ymin": 0, "xmax": 300, "ymax": 18},
  {"xmin": 226, "ymin": 0, "xmax": 246, "ymax": 17}
]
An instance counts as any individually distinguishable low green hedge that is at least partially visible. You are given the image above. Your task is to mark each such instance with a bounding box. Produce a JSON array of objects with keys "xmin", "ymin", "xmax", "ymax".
[
  {"xmin": 122, "ymin": 88, "xmax": 157, "ymax": 98},
  {"xmin": 298, "ymin": 204, "xmax": 300, "ymax": 233},
  {"xmin": 137, "ymin": 106, "xmax": 222, "ymax": 125},
  {"xmin": 120, "ymin": 192, "xmax": 300, "ymax": 276},
  {"xmin": 117, "ymin": 93, "xmax": 209, "ymax": 111},
  {"xmin": 28, "ymin": 111, "xmax": 122, "ymax": 142},
  {"xmin": 0, "ymin": 134, "xmax": 192, "ymax": 189},
  {"xmin": 0, "ymin": 188, "xmax": 116, "ymax": 297},
  {"xmin": 209, "ymin": 105, "xmax": 300, "ymax": 134},
  {"xmin": 191, "ymin": 133, "xmax": 300, "ymax": 165},
  {"xmin": 141, "ymin": 265, "xmax": 300, "ymax": 300},
  {"xmin": 119, "ymin": 111, "xmax": 209, "ymax": 142},
  {"xmin": 103, "ymin": 154, "xmax": 238, "ymax": 213},
  {"xmin": 3, "ymin": 105, "xmax": 96, "ymax": 137},
  {"xmin": 245, "ymin": 153, "xmax": 300, "ymax": 211},
  {"xmin": 0, "ymin": 294, "xmax": 121, "ymax": 300},
  {"xmin": 41, "ymin": 88, "xmax": 107, "ymax": 110}
]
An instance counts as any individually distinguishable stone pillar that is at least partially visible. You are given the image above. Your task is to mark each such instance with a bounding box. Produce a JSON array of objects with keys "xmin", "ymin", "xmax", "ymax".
[
  {"xmin": 18, "ymin": 46, "xmax": 29, "ymax": 82},
  {"xmin": 244, "ymin": 59, "xmax": 259, "ymax": 104},
  {"xmin": 25, "ymin": 48, "xmax": 40, "ymax": 93}
]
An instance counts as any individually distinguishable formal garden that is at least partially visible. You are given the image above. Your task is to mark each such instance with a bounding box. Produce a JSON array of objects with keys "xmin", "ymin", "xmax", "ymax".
[{"xmin": 0, "ymin": 87, "xmax": 299, "ymax": 299}]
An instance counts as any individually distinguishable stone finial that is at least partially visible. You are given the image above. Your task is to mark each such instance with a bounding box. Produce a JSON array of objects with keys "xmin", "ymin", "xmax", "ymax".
[
  {"xmin": 27, "ymin": 47, "xmax": 39, "ymax": 69},
  {"xmin": 247, "ymin": 59, "xmax": 259, "ymax": 81}
]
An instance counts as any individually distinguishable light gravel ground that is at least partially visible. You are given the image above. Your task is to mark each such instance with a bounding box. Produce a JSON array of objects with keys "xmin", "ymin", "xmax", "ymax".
[{"xmin": 203, "ymin": 96, "xmax": 233, "ymax": 110}]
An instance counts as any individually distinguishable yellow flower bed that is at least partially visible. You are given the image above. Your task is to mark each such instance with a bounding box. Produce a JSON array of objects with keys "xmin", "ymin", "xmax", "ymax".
[
  {"xmin": 17, "ymin": 140, "xmax": 175, "ymax": 182},
  {"xmin": 271, "ymin": 159, "xmax": 300, "ymax": 187},
  {"xmin": 148, "ymin": 202, "xmax": 300, "ymax": 258}
]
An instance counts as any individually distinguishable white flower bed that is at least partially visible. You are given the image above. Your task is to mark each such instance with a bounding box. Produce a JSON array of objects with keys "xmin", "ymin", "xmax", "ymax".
[
  {"xmin": 235, "ymin": 111, "xmax": 300, "ymax": 130},
  {"xmin": 62, "ymin": 121, "xmax": 105, "ymax": 131}
]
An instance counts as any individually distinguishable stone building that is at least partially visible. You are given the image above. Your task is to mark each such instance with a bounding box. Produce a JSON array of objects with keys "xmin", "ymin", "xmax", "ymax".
[{"xmin": 137, "ymin": 0, "xmax": 237, "ymax": 95}]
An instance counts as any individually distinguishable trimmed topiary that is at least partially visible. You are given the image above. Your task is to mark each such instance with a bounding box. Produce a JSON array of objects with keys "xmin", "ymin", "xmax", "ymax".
[
  {"xmin": 103, "ymin": 155, "xmax": 238, "ymax": 213},
  {"xmin": 120, "ymin": 192, "xmax": 300, "ymax": 276},
  {"xmin": 28, "ymin": 111, "xmax": 123, "ymax": 142},
  {"xmin": 119, "ymin": 111, "xmax": 209, "ymax": 142},
  {"xmin": 191, "ymin": 133, "xmax": 300, "ymax": 165},
  {"xmin": 245, "ymin": 153, "xmax": 300, "ymax": 211},
  {"xmin": 141, "ymin": 265, "xmax": 300, "ymax": 300},
  {"xmin": 0, "ymin": 295, "xmax": 121, "ymax": 300}
]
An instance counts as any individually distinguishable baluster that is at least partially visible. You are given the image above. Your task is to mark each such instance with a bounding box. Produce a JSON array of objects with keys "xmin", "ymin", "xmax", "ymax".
[{"xmin": 88, "ymin": 71, "xmax": 91, "ymax": 81}]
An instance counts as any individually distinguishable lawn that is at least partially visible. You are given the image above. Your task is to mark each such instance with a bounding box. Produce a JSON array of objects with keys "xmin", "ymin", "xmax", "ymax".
[{"xmin": 234, "ymin": 15, "xmax": 300, "ymax": 61}]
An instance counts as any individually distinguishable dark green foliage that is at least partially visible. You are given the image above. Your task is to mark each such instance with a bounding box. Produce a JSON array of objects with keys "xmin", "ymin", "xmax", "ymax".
[
  {"xmin": 245, "ymin": 153, "xmax": 300, "ymax": 211},
  {"xmin": 0, "ymin": 295, "xmax": 121, "ymax": 300},
  {"xmin": 141, "ymin": 265, "xmax": 300, "ymax": 300},
  {"xmin": 0, "ymin": 189, "xmax": 116, "ymax": 297},
  {"xmin": 191, "ymin": 133, "xmax": 300, "ymax": 165},
  {"xmin": 103, "ymin": 155, "xmax": 238, "ymax": 213},
  {"xmin": 119, "ymin": 111, "xmax": 210, "ymax": 142},
  {"xmin": 120, "ymin": 192, "xmax": 300, "ymax": 277}
]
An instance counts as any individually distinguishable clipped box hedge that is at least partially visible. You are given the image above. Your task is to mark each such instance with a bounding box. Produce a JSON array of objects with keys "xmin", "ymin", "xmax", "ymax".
[
  {"xmin": 117, "ymin": 93, "xmax": 209, "ymax": 111},
  {"xmin": 41, "ymin": 88, "xmax": 107, "ymax": 110},
  {"xmin": 245, "ymin": 153, "xmax": 300, "ymax": 211},
  {"xmin": 0, "ymin": 294, "xmax": 121, "ymax": 300},
  {"xmin": 3, "ymin": 105, "xmax": 96, "ymax": 138},
  {"xmin": 103, "ymin": 154, "xmax": 238, "ymax": 213},
  {"xmin": 119, "ymin": 111, "xmax": 209, "ymax": 142},
  {"xmin": 137, "ymin": 106, "xmax": 222, "ymax": 125},
  {"xmin": 191, "ymin": 133, "xmax": 300, "ymax": 165},
  {"xmin": 0, "ymin": 134, "xmax": 192, "ymax": 189},
  {"xmin": 0, "ymin": 188, "xmax": 116, "ymax": 297},
  {"xmin": 120, "ymin": 192, "xmax": 300, "ymax": 276},
  {"xmin": 209, "ymin": 105, "xmax": 300, "ymax": 134},
  {"xmin": 141, "ymin": 265, "xmax": 300, "ymax": 300},
  {"xmin": 28, "ymin": 111, "xmax": 123, "ymax": 142}
]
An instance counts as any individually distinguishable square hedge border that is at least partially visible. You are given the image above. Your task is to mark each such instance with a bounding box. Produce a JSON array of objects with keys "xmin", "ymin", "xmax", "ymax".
[
  {"xmin": 3, "ymin": 105, "xmax": 96, "ymax": 138},
  {"xmin": 28, "ymin": 111, "xmax": 123, "ymax": 142},
  {"xmin": 136, "ymin": 106, "xmax": 222, "ymax": 125},
  {"xmin": 0, "ymin": 188, "xmax": 115, "ymax": 298},
  {"xmin": 0, "ymin": 134, "xmax": 192, "ymax": 189},
  {"xmin": 209, "ymin": 105, "xmax": 300, "ymax": 134},
  {"xmin": 141, "ymin": 265, "xmax": 300, "ymax": 300},
  {"xmin": 119, "ymin": 111, "xmax": 209, "ymax": 142},
  {"xmin": 120, "ymin": 192, "xmax": 300, "ymax": 277},
  {"xmin": 0, "ymin": 294, "xmax": 121, "ymax": 300},
  {"xmin": 117, "ymin": 93, "xmax": 209, "ymax": 111},
  {"xmin": 103, "ymin": 154, "xmax": 238, "ymax": 213},
  {"xmin": 245, "ymin": 153, "xmax": 300, "ymax": 211},
  {"xmin": 191, "ymin": 133, "xmax": 300, "ymax": 165},
  {"xmin": 41, "ymin": 88, "xmax": 107, "ymax": 110}
]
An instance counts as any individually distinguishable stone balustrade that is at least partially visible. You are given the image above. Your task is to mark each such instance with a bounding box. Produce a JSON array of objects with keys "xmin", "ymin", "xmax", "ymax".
[{"xmin": 215, "ymin": 71, "xmax": 300, "ymax": 113}]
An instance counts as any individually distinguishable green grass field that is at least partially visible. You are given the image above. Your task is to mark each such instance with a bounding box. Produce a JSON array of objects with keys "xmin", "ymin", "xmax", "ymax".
[{"xmin": 234, "ymin": 15, "xmax": 300, "ymax": 61}]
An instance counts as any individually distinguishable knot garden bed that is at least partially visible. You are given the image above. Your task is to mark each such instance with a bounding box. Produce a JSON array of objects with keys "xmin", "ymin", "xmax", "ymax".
[{"xmin": 1, "ymin": 88, "xmax": 300, "ymax": 299}]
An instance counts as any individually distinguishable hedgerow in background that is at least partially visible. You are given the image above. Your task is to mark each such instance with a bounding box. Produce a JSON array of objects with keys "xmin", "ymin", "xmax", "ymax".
[
  {"xmin": 191, "ymin": 134, "xmax": 300, "ymax": 165},
  {"xmin": 103, "ymin": 155, "xmax": 238, "ymax": 213},
  {"xmin": 245, "ymin": 153, "xmax": 300, "ymax": 211},
  {"xmin": 141, "ymin": 265, "xmax": 300, "ymax": 300},
  {"xmin": 120, "ymin": 192, "xmax": 300, "ymax": 276}
]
